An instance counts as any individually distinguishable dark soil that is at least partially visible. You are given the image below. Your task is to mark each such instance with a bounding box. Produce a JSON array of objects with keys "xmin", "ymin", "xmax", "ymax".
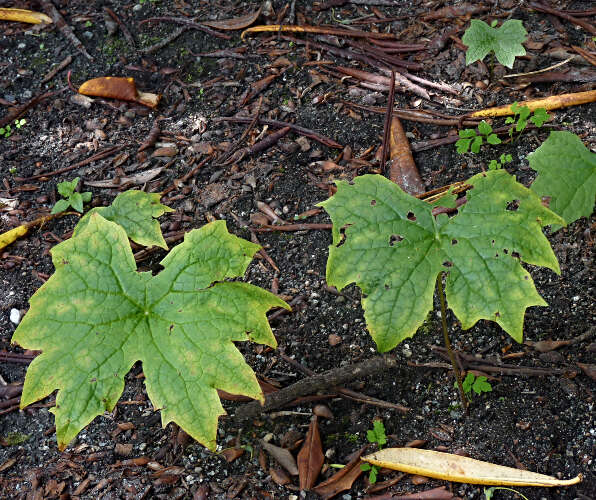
[{"xmin": 0, "ymin": 1, "xmax": 594, "ymax": 499}]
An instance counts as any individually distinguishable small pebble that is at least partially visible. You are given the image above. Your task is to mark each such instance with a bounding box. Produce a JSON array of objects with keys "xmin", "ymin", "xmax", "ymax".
[{"xmin": 10, "ymin": 308, "xmax": 21, "ymax": 325}]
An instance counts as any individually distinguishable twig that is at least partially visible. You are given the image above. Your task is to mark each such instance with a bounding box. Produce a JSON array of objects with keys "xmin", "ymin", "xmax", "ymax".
[
  {"xmin": 528, "ymin": 3, "xmax": 596, "ymax": 36},
  {"xmin": 253, "ymin": 223, "xmax": 332, "ymax": 232},
  {"xmin": 213, "ymin": 116, "xmax": 341, "ymax": 148},
  {"xmin": 235, "ymin": 355, "xmax": 398, "ymax": 419},
  {"xmin": 141, "ymin": 26, "xmax": 189, "ymax": 54},
  {"xmin": 41, "ymin": 55, "xmax": 72, "ymax": 84},
  {"xmin": 104, "ymin": 8, "xmax": 136, "ymax": 49},
  {"xmin": 41, "ymin": 0, "xmax": 93, "ymax": 60},
  {"xmin": 380, "ymin": 70, "xmax": 396, "ymax": 173},
  {"xmin": 20, "ymin": 145, "xmax": 127, "ymax": 180},
  {"xmin": 139, "ymin": 17, "xmax": 231, "ymax": 39},
  {"xmin": 0, "ymin": 90, "xmax": 60, "ymax": 129}
]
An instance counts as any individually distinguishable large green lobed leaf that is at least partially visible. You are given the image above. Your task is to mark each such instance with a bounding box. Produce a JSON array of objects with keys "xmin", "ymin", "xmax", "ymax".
[
  {"xmin": 320, "ymin": 171, "xmax": 563, "ymax": 352},
  {"xmin": 12, "ymin": 215, "xmax": 289, "ymax": 450},
  {"xmin": 74, "ymin": 190, "xmax": 174, "ymax": 249},
  {"xmin": 529, "ymin": 131, "xmax": 596, "ymax": 232},
  {"xmin": 462, "ymin": 19, "xmax": 527, "ymax": 69}
]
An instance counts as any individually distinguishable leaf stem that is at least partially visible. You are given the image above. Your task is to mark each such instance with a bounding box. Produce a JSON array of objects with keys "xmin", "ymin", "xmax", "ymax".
[{"xmin": 436, "ymin": 272, "xmax": 468, "ymax": 412}]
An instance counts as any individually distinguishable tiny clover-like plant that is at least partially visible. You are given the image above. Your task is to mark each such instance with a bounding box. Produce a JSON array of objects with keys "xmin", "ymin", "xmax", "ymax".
[
  {"xmin": 74, "ymin": 190, "xmax": 174, "ymax": 249},
  {"xmin": 51, "ymin": 177, "xmax": 92, "ymax": 214},
  {"xmin": 457, "ymin": 373, "xmax": 492, "ymax": 397},
  {"xmin": 0, "ymin": 119, "xmax": 26, "ymax": 138},
  {"xmin": 505, "ymin": 103, "xmax": 550, "ymax": 140},
  {"xmin": 488, "ymin": 153, "xmax": 513, "ymax": 171},
  {"xmin": 360, "ymin": 420, "xmax": 387, "ymax": 484},
  {"xmin": 456, "ymin": 120, "xmax": 501, "ymax": 154},
  {"xmin": 12, "ymin": 215, "xmax": 289, "ymax": 451},
  {"xmin": 462, "ymin": 19, "xmax": 527, "ymax": 69},
  {"xmin": 529, "ymin": 131, "xmax": 596, "ymax": 232},
  {"xmin": 320, "ymin": 172, "xmax": 564, "ymax": 406}
]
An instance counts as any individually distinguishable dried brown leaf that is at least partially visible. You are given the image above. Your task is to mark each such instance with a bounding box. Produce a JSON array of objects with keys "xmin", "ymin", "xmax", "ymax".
[
  {"xmin": 388, "ymin": 116, "xmax": 424, "ymax": 195},
  {"xmin": 313, "ymin": 446, "xmax": 366, "ymax": 499},
  {"xmin": 221, "ymin": 447, "xmax": 245, "ymax": 463},
  {"xmin": 200, "ymin": 7, "xmax": 261, "ymax": 31},
  {"xmin": 261, "ymin": 441, "xmax": 299, "ymax": 476},
  {"xmin": 298, "ymin": 416, "xmax": 324, "ymax": 490},
  {"xmin": 78, "ymin": 77, "xmax": 161, "ymax": 108}
]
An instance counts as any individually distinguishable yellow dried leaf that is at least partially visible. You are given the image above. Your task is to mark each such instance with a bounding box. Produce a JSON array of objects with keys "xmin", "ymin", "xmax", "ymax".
[
  {"xmin": 363, "ymin": 448, "xmax": 582, "ymax": 487},
  {"xmin": 0, "ymin": 8, "xmax": 52, "ymax": 24},
  {"xmin": 0, "ymin": 225, "xmax": 29, "ymax": 251}
]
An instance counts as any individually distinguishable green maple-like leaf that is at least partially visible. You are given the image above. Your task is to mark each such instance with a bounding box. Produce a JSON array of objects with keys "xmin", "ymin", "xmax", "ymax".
[
  {"xmin": 529, "ymin": 131, "xmax": 596, "ymax": 231},
  {"xmin": 320, "ymin": 171, "xmax": 563, "ymax": 352},
  {"xmin": 462, "ymin": 19, "xmax": 527, "ymax": 69},
  {"xmin": 74, "ymin": 190, "xmax": 174, "ymax": 249},
  {"xmin": 12, "ymin": 215, "xmax": 289, "ymax": 451}
]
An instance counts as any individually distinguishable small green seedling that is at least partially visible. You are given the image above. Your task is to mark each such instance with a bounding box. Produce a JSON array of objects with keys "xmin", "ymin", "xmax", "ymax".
[
  {"xmin": 462, "ymin": 19, "xmax": 527, "ymax": 69},
  {"xmin": 485, "ymin": 486, "xmax": 529, "ymax": 500},
  {"xmin": 360, "ymin": 420, "xmax": 387, "ymax": 484},
  {"xmin": 0, "ymin": 119, "xmax": 26, "ymax": 138},
  {"xmin": 505, "ymin": 103, "xmax": 550, "ymax": 140},
  {"xmin": 51, "ymin": 177, "xmax": 92, "ymax": 214},
  {"xmin": 456, "ymin": 120, "xmax": 501, "ymax": 154},
  {"xmin": 488, "ymin": 153, "xmax": 513, "ymax": 170},
  {"xmin": 456, "ymin": 373, "xmax": 493, "ymax": 397}
]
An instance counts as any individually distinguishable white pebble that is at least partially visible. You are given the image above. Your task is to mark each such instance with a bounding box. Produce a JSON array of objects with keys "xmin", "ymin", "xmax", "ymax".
[{"xmin": 10, "ymin": 308, "xmax": 21, "ymax": 325}]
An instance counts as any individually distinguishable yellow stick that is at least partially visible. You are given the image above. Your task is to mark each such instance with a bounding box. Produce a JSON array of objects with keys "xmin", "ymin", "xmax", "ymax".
[{"xmin": 469, "ymin": 90, "xmax": 596, "ymax": 118}]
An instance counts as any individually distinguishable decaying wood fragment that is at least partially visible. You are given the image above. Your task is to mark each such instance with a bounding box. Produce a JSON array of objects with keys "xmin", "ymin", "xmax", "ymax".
[{"xmin": 235, "ymin": 355, "xmax": 400, "ymax": 419}]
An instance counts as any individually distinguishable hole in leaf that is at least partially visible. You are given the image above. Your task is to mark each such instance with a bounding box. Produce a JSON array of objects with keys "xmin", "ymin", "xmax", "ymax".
[
  {"xmin": 451, "ymin": 239, "xmax": 458, "ymax": 245},
  {"xmin": 389, "ymin": 234, "xmax": 403, "ymax": 246},
  {"xmin": 407, "ymin": 211, "xmax": 416, "ymax": 221},
  {"xmin": 337, "ymin": 226, "xmax": 348, "ymax": 247},
  {"xmin": 512, "ymin": 251, "xmax": 520, "ymax": 259},
  {"xmin": 491, "ymin": 239, "xmax": 495, "ymax": 245},
  {"xmin": 371, "ymin": 199, "xmax": 377, "ymax": 206},
  {"xmin": 495, "ymin": 312, "xmax": 500, "ymax": 318},
  {"xmin": 506, "ymin": 200, "xmax": 520, "ymax": 211},
  {"xmin": 503, "ymin": 249, "xmax": 508, "ymax": 254},
  {"xmin": 90, "ymin": 377, "xmax": 97, "ymax": 383},
  {"xmin": 384, "ymin": 284, "xmax": 390, "ymax": 290},
  {"xmin": 540, "ymin": 195, "xmax": 551, "ymax": 208},
  {"xmin": 495, "ymin": 253, "xmax": 499, "ymax": 258},
  {"xmin": 443, "ymin": 261, "xmax": 453, "ymax": 267},
  {"xmin": 524, "ymin": 275, "xmax": 529, "ymax": 280}
]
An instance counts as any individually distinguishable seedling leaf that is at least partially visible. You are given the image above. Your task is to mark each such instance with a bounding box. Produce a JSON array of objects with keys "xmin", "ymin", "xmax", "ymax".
[
  {"xmin": 472, "ymin": 376, "xmax": 492, "ymax": 395},
  {"xmin": 320, "ymin": 172, "xmax": 563, "ymax": 352},
  {"xmin": 75, "ymin": 190, "xmax": 174, "ymax": 249},
  {"xmin": 529, "ymin": 131, "xmax": 596, "ymax": 231},
  {"xmin": 462, "ymin": 19, "xmax": 527, "ymax": 69},
  {"xmin": 478, "ymin": 121, "xmax": 492, "ymax": 136},
  {"xmin": 12, "ymin": 215, "xmax": 289, "ymax": 451},
  {"xmin": 367, "ymin": 421, "xmax": 387, "ymax": 447},
  {"xmin": 57, "ymin": 178, "xmax": 78, "ymax": 198},
  {"xmin": 456, "ymin": 138, "xmax": 473, "ymax": 154}
]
